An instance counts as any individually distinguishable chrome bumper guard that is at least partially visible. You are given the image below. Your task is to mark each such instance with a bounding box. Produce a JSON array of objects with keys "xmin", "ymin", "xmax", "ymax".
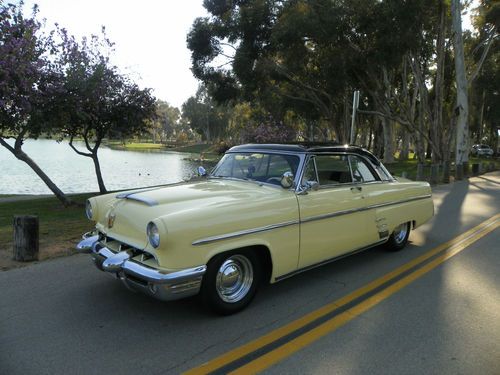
[{"xmin": 76, "ymin": 232, "xmax": 206, "ymax": 301}]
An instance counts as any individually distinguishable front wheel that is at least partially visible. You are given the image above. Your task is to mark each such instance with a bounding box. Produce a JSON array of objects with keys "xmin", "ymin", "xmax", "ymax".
[
  {"xmin": 385, "ymin": 222, "xmax": 411, "ymax": 251},
  {"xmin": 201, "ymin": 250, "xmax": 261, "ymax": 315}
]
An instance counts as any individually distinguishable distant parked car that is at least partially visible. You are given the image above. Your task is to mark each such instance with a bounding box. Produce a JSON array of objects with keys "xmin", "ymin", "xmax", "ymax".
[
  {"xmin": 471, "ymin": 144, "xmax": 494, "ymax": 157},
  {"xmin": 77, "ymin": 144, "xmax": 434, "ymax": 314}
]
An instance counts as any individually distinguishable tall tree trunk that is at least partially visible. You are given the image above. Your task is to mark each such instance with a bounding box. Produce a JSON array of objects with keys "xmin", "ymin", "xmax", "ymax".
[
  {"xmin": 382, "ymin": 118, "xmax": 395, "ymax": 163},
  {"xmin": 373, "ymin": 119, "xmax": 384, "ymax": 159},
  {"xmin": 0, "ymin": 138, "xmax": 73, "ymax": 206},
  {"xmin": 399, "ymin": 130, "xmax": 410, "ymax": 160},
  {"xmin": 91, "ymin": 153, "xmax": 107, "ymax": 194},
  {"xmin": 69, "ymin": 136, "xmax": 107, "ymax": 194},
  {"xmin": 451, "ymin": 0, "xmax": 470, "ymax": 172},
  {"xmin": 478, "ymin": 89, "xmax": 486, "ymax": 142},
  {"xmin": 433, "ymin": 0, "xmax": 446, "ymax": 164},
  {"xmin": 367, "ymin": 126, "xmax": 373, "ymax": 151}
]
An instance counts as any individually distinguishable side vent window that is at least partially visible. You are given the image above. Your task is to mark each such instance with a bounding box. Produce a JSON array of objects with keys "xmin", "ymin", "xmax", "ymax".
[{"xmin": 349, "ymin": 156, "xmax": 377, "ymax": 182}]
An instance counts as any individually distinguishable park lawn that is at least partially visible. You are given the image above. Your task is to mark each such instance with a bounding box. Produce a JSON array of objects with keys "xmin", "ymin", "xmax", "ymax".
[
  {"xmin": 106, "ymin": 141, "xmax": 166, "ymax": 151},
  {"xmin": 170, "ymin": 143, "xmax": 215, "ymax": 154},
  {"xmin": 386, "ymin": 157, "xmax": 500, "ymax": 181},
  {"xmin": 0, "ymin": 194, "xmax": 95, "ymax": 270},
  {"xmin": 120, "ymin": 142, "xmax": 166, "ymax": 150}
]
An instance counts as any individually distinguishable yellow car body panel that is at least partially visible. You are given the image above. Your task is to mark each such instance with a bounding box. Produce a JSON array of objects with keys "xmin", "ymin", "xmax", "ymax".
[{"xmin": 88, "ymin": 176, "xmax": 432, "ymax": 283}]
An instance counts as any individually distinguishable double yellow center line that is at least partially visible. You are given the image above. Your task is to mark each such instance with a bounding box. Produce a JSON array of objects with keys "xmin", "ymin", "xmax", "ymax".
[{"xmin": 185, "ymin": 214, "xmax": 500, "ymax": 375}]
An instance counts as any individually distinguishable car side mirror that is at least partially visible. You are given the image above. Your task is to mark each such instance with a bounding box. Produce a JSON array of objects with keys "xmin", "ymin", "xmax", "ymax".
[
  {"xmin": 280, "ymin": 171, "xmax": 294, "ymax": 188},
  {"xmin": 197, "ymin": 166, "xmax": 207, "ymax": 177}
]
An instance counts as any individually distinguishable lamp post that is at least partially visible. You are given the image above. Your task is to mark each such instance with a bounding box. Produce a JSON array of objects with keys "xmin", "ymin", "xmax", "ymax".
[{"xmin": 350, "ymin": 90, "xmax": 360, "ymax": 145}]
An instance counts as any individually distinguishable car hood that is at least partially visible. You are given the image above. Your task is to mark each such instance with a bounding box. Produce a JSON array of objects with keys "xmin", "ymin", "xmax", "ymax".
[{"xmin": 93, "ymin": 179, "xmax": 293, "ymax": 250}]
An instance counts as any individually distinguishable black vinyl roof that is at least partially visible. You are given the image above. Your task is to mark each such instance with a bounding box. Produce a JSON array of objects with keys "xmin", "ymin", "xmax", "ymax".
[{"xmin": 228, "ymin": 143, "xmax": 381, "ymax": 165}]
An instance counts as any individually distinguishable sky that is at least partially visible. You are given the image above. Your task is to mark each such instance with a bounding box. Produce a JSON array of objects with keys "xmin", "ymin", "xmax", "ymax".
[
  {"xmin": 21, "ymin": 1, "xmax": 477, "ymax": 110},
  {"xmin": 24, "ymin": 0, "xmax": 209, "ymax": 109}
]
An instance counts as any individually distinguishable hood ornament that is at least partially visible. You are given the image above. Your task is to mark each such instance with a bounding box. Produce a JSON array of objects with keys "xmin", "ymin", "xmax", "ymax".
[{"xmin": 108, "ymin": 213, "xmax": 116, "ymax": 228}]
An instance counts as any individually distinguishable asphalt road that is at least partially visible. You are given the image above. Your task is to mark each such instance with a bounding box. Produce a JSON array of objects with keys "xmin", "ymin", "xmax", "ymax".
[{"xmin": 1, "ymin": 172, "xmax": 499, "ymax": 375}]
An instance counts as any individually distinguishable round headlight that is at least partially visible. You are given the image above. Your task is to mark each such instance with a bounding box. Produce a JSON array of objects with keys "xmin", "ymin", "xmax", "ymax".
[
  {"xmin": 147, "ymin": 222, "xmax": 160, "ymax": 248},
  {"xmin": 85, "ymin": 200, "xmax": 93, "ymax": 220}
]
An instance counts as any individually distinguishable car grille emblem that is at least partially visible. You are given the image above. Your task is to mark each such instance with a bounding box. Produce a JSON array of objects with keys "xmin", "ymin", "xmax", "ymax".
[{"xmin": 108, "ymin": 213, "xmax": 116, "ymax": 228}]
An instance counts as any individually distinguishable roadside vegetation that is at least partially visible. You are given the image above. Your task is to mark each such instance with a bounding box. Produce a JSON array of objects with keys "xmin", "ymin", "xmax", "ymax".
[{"xmin": 0, "ymin": 194, "xmax": 94, "ymax": 270}]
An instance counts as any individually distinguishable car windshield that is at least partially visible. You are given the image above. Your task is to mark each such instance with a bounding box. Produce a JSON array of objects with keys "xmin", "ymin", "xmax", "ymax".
[{"xmin": 211, "ymin": 152, "xmax": 300, "ymax": 185}]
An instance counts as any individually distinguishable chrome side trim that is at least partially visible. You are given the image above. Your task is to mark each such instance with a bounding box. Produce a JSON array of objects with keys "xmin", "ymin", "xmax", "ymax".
[
  {"xmin": 191, "ymin": 194, "xmax": 431, "ymax": 246},
  {"xmin": 275, "ymin": 239, "xmax": 387, "ymax": 282},
  {"xmin": 192, "ymin": 220, "xmax": 300, "ymax": 246},
  {"xmin": 301, "ymin": 194, "xmax": 432, "ymax": 224}
]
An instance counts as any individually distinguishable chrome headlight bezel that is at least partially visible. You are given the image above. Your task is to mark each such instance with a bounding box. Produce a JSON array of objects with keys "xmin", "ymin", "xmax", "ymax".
[
  {"xmin": 85, "ymin": 200, "xmax": 94, "ymax": 220},
  {"xmin": 147, "ymin": 222, "xmax": 160, "ymax": 248}
]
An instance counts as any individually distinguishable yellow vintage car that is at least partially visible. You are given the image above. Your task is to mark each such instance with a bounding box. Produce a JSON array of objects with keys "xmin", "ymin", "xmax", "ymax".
[{"xmin": 77, "ymin": 144, "xmax": 433, "ymax": 314}]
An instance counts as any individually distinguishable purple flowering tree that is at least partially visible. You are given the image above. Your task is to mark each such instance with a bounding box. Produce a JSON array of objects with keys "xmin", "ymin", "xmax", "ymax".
[
  {"xmin": 0, "ymin": 2, "xmax": 72, "ymax": 206},
  {"xmin": 56, "ymin": 27, "xmax": 156, "ymax": 193},
  {"xmin": 241, "ymin": 117, "xmax": 296, "ymax": 144}
]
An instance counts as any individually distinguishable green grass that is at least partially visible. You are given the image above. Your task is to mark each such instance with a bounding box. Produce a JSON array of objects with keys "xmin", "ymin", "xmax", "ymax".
[
  {"xmin": 170, "ymin": 143, "xmax": 215, "ymax": 154},
  {"xmin": 106, "ymin": 141, "xmax": 166, "ymax": 151},
  {"xmin": 386, "ymin": 157, "xmax": 500, "ymax": 181},
  {"xmin": 106, "ymin": 141, "xmax": 220, "ymax": 155},
  {"xmin": 0, "ymin": 193, "xmax": 95, "ymax": 270}
]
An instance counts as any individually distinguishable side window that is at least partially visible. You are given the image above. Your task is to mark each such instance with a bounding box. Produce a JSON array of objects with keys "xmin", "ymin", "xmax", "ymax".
[
  {"xmin": 349, "ymin": 156, "xmax": 377, "ymax": 182},
  {"xmin": 315, "ymin": 155, "xmax": 352, "ymax": 185},
  {"xmin": 301, "ymin": 157, "xmax": 318, "ymax": 185}
]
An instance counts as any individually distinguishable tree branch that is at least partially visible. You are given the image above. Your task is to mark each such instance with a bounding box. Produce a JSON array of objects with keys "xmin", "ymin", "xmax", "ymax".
[
  {"xmin": 468, "ymin": 28, "xmax": 498, "ymax": 85},
  {"xmin": 69, "ymin": 136, "xmax": 92, "ymax": 157}
]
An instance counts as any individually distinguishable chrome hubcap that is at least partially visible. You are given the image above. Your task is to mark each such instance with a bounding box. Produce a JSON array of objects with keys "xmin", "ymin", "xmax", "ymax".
[
  {"xmin": 393, "ymin": 223, "xmax": 408, "ymax": 244},
  {"xmin": 216, "ymin": 255, "xmax": 253, "ymax": 303}
]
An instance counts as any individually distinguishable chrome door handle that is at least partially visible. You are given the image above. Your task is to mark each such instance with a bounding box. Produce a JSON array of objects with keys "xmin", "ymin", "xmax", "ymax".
[{"xmin": 350, "ymin": 186, "xmax": 362, "ymax": 192}]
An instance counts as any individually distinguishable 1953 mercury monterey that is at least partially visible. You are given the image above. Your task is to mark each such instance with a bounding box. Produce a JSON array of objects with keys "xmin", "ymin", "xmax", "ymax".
[{"xmin": 77, "ymin": 144, "xmax": 433, "ymax": 314}]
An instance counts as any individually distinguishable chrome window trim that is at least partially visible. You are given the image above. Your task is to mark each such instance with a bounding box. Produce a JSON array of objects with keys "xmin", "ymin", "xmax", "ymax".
[
  {"xmin": 212, "ymin": 150, "xmax": 307, "ymax": 190},
  {"xmin": 192, "ymin": 194, "xmax": 431, "ymax": 246},
  {"xmin": 347, "ymin": 154, "xmax": 355, "ymax": 182},
  {"xmin": 296, "ymin": 154, "xmax": 319, "ymax": 191}
]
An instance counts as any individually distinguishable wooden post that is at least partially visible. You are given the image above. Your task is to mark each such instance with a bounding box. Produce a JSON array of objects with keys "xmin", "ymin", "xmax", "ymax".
[{"xmin": 13, "ymin": 216, "xmax": 39, "ymax": 262}]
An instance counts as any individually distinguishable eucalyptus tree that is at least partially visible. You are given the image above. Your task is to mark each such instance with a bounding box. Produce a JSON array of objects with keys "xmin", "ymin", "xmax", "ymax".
[
  {"xmin": 187, "ymin": 0, "xmax": 356, "ymax": 143},
  {"xmin": 181, "ymin": 85, "xmax": 230, "ymax": 142},
  {"xmin": 465, "ymin": 0, "xmax": 500, "ymax": 148},
  {"xmin": 150, "ymin": 101, "xmax": 180, "ymax": 143},
  {"xmin": 56, "ymin": 28, "xmax": 156, "ymax": 193},
  {"xmin": 0, "ymin": 1, "xmax": 72, "ymax": 205},
  {"xmin": 461, "ymin": 1, "xmax": 499, "ymax": 153}
]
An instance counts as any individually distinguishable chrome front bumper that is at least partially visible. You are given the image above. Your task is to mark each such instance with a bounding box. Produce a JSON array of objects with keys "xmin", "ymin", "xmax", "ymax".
[{"xmin": 76, "ymin": 232, "xmax": 206, "ymax": 301}]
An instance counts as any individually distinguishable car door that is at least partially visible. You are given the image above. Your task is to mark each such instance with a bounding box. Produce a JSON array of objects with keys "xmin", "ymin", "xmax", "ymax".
[{"xmin": 296, "ymin": 154, "xmax": 379, "ymax": 269}]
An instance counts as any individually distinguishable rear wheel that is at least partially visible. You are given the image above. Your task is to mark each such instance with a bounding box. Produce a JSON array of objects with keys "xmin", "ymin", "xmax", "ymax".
[
  {"xmin": 201, "ymin": 250, "xmax": 261, "ymax": 315},
  {"xmin": 385, "ymin": 222, "xmax": 411, "ymax": 251}
]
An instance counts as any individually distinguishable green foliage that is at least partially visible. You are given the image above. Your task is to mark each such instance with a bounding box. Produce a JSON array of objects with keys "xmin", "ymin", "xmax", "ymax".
[
  {"xmin": 149, "ymin": 100, "xmax": 181, "ymax": 143},
  {"xmin": 0, "ymin": 1, "xmax": 62, "ymax": 140},
  {"xmin": 181, "ymin": 85, "xmax": 231, "ymax": 141}
]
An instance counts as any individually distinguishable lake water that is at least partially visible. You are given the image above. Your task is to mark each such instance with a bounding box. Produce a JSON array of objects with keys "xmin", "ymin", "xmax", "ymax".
[{"xmin": 0, "ymin": 139, "xmax": 204, "ymax": 194}]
